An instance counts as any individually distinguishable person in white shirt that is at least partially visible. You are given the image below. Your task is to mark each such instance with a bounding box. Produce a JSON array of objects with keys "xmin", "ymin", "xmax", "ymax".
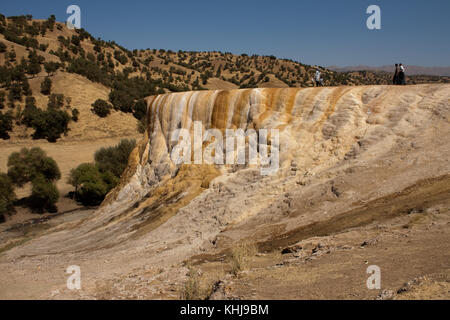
[
  {"xmin": 398, "ymin": 63, "xmax": 406, "ymax": 85},
  {"xmin": 315, "ymin": 69, "xmax": 321, "ymax": 87}
]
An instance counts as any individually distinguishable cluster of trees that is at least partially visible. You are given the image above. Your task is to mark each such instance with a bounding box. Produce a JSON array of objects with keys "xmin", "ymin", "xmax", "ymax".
[
  {"xmin": 68, "ymin": 139, "xmax": 136, "ymax": 206},
  {"xmin": 0, "ymin": 139, "xmax": 135, "ymax": 222},
  {"xmin": 20, "ymin": 92, "xmax": 74, "ymax": 142},
  {"xmin": 3, "ymin": 147, "xmax": 61, "ymax": 215}
]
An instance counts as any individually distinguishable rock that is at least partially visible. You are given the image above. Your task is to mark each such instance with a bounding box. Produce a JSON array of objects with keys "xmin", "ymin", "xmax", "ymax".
[{"xmin": 376, "ymin": 289, "xmax": 395, "ymax": 300}]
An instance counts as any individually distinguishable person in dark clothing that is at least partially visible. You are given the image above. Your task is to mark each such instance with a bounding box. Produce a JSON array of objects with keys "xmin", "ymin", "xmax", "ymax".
[
  {"xmin": 398, "ymin": 63, "xmax": 406, "ymax": 85},
  {"xmin": 393, "ymin": 64, "xmax": 399, "ymax": 85}
]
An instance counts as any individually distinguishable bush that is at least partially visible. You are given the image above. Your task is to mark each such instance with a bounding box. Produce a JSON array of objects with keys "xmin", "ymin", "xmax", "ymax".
[
  {"xmin": 48, "ymin": 93, "xmax": 65, "ymax": 109},
  {"xmin": 0, "ymin": 41, "xmax": 6, "ymax": 53},
  {"xmin": 94, "ymin": 139, "xmax": 136, "ymax": 177},
  {"xmin": 22, "ymin": 104, "xmax": 39, "ymax": 127},
  {"xmin": 29, "ymin": 175, "xmax": 59, "ymax": 213},
  {"xmin": 0, "ymin": 91, "xmax": 5, "ymax": 109},
  {"xmin": 71, "ymin": 108, "xmax": 79, "ymax": 122},
  {"xmin": 44, "ymin": 61, "xmax": 60, "ymax": 76},
  {"xmin": 0, "ymin": 110, "xmax": 13, "ymax": 139},
  {"xmin": 132, "ymin": 99, "xmax": 147, "ymax": 120},
  {"xmin": 0, "ymin": 173, "xmax": 16, "ymax": 219},
  {"xmin": 31, "ymin": 108, "xmax": 71, "ymax": 142},
  {"xmin": 229, "ymin": 242, "xmax": 257, "ymax": 275},
  {"xmin": 7, "ymin": 147, "xmax": 61, "ymax": 187},
  {"xmin": 68, "ymin": 163, "xmax": 116, "ymax": 206},
  {"xmin": 91, "ymin": 99, "xmax": 112, "ymax": 117},
  {"xmin": 40, "ymin": 77, "xmax": 52, "ymax": 95}
]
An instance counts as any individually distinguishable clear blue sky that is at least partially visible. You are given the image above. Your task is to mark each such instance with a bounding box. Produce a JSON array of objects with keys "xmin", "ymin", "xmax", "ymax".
[{"xmin": 2, "ymin": 0, "xmax": 449, "ymax": 67}]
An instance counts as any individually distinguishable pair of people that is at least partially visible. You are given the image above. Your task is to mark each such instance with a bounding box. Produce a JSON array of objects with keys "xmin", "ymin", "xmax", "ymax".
[
  {"xmin": 315, "ymin": 69, "xmax": 324, "ymax": 87},
  {"xmin": 393, "ymin": 64, "xmax": 406, "ymax": 85}
]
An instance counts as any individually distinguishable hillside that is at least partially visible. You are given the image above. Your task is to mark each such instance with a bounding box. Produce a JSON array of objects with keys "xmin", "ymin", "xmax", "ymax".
[
  {"xmin": 0, "ymin": 84, "xmax": 449, "ymax": 299},
  {"xmin": 1, "ymin": 14, "xmax": 449, "ymax": 143}
]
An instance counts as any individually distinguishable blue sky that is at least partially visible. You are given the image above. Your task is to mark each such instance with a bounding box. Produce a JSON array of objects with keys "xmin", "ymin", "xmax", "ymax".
[{"xmin": 1, "ymin": 0, "xmax": 449, "ymax": 67}]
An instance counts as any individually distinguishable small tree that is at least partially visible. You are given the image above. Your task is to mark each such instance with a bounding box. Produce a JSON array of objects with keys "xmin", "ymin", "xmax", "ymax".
[
  {"xmin": 31, "ymin": 108, "xmax": 71, "ymax": 142},
  {"xmin": 71, "ymin": 108, "xmax": 79, "ymax": 122},
  {"xmin": 48, "ymin": 94, "xmax": 65, "ymax": 109},
  {"xmin": 68, "ymin": 163, "xmax": 114, "ymax": 206},
  {"xmin": 0, "ymin": 173, "xmax": 16, "ymax": 220},
  {"xmin": 0, "ymin": 110, "xmax": 13, "ymax": 140},
  {"xmin": 91, "ymin": 99, "xmax": 112, "ymax": 118},
  {"xmin": 7, "ymin": 147, "xmax": 61, "ymax": 187},
  {"xmin": 29, "ymin": 175, "xmax": 59, "ymax": 213},
  {"xmin": 44, "ymin": 61, "xmax": 60, "ymax": 76},
  {"xmin": 94, "ymin": 139, "xmax": 136, "ymax": 177},
  {"xmin": 40, "ymin": 77, "xmax": 52, "ymax": 95},
  {"xmin": 0, "ymin": 41, "xmax": 6, "ymax": 53}
]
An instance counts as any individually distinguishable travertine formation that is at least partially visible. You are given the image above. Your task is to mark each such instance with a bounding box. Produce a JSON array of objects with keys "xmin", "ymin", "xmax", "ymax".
[{"xmin": 1, "ymin": 84, "xmax": 449, "ymax": 299}]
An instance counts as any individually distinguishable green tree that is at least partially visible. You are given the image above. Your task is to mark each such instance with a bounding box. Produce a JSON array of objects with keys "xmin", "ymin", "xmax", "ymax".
[
  {"xmin": 68, "ymin": 163, "xmax": 116, "ymax": 206},
  {"xmin": 0, "ymin": 41, "xmax": 6, "ymax": 53},
  {"xmin": 94, "ymin": 139, "xmax": 136, "ymax": 177},
  {"xmin": 71, "ymin": 108, "xmax": 80, "ymax": 122},
  {"xmin": 132, "ymin": 99, "xmax": 147, "ymax": 120},
  {"xmin": 31, "ymin": 108, "xmax": 71, "ymax": 142},
  {"xmin": 44, "ymin": 61, "xmax": 60, "ymax": 76},
  {"xmin": 0, "ymin": 173, "xmax": 16, "ymax": 221},
  {"xmin": 0, "ymin": 110, "xmax": 13, "ymax": 140},
  {"xmin": 40, "ymin": 77, "xmax": 52, "ymax": 95},
  {"xmin": 48, "ymin": 94, "xmax": 65, "ymax": 109},
  {"xmin": 91, "ymin": 99, "xmax": 112, "ymax": 117},
  {"xmin": 29, "ymin": 175, "xmax": 59, "ymax": 213},
  {"xmin": 7, "ymin": 147, "xmax": 61, "ymax": 187},
  {"xmin": 0, "ymin": 91, "xmax": 5, "ymax": 109}
]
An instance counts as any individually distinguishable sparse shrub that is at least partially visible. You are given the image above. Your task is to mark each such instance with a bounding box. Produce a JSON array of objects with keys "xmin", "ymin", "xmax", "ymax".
[
  {"xmin": 40, "ymin": 77, "xmax": 52, "ymax": 95},
  {"xmin": 47, "ymin": 93, "xmax": 65, "ymax": 109},
  {"xmin": 182, "ymin": 267, "xmax": 201, "ymax": 300},
  {"xmin": 0, "ymin": 173, "xmax": 16, "ymax": 220},
  {"xmin": 91, "ymin": 99, "xmax": 112, "ymax": 117},
  {"xmin": 29, "ymin": 175, "xmax": 59, "ymax": 213},
  {"xmin": 71, "ymin": 108, "xmax": 79, "ymax": 122},
  {"xmin": 229, "ymin": 242, "xmax": 257, "ymax": 275}
]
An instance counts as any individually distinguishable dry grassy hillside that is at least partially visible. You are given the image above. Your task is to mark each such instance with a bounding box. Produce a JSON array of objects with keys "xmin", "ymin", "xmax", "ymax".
[{"xmin": 1, "ymin": 14, "xmax": 448, "ymax": 142}]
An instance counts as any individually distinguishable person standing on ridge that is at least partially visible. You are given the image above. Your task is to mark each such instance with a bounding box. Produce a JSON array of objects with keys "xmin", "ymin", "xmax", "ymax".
[
  {"xmin": 398, "ymin": 63, "xmax": 406, "ymax": 85},
  {"xmin": 315, "ymin": 69, "xmax": 321, "ymax": 87},
  {"xmin": 393, "ymin": 64, "xmax": 399, "ymax": 85}
]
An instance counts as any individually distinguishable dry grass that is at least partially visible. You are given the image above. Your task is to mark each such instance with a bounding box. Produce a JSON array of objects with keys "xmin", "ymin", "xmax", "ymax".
[
  {"xmin": 229, "ymin": 242, "xmax": 258, "ymax": 276},
  {"xmin": 181, "ymin": 266, "xmax": 220, "ymax": 300},
  {"xmin": 182, "ymin": 267, "xmax": 202, "ymax": 300}
]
